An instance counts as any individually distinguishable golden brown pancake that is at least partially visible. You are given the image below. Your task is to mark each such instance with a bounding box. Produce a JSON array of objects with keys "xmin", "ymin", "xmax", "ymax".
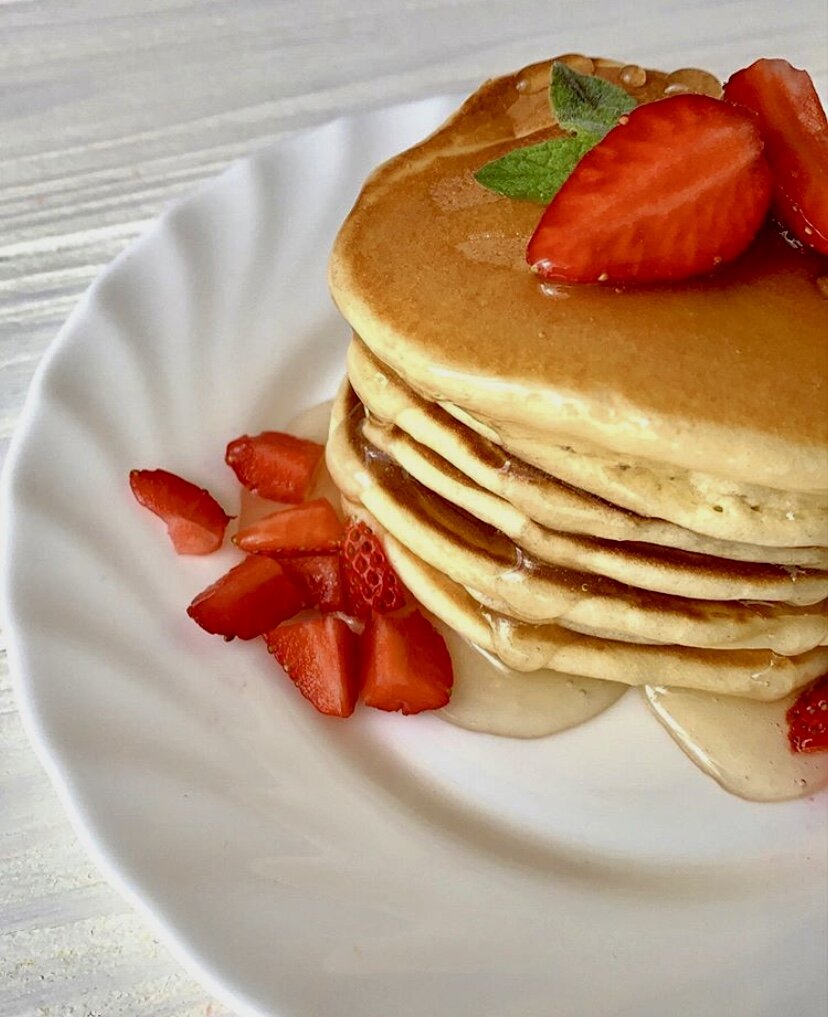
[
  {"xmin": 347, "ymin": 335, "xmax": 828, "ymax": 561},
  {"xmin": 340, "ymin": 498, "xmax": 828, "ymax": 701},
  {"xmin": 328, "ymin": 381, "xmax": 828, "ymax": 657},
  {"xmin": 358, "ymin": 410, "xmax": 828, "ymax": 604},
  {"xmin": 329, "ymin": 57, "xmax": 828, "ymax": 494}
]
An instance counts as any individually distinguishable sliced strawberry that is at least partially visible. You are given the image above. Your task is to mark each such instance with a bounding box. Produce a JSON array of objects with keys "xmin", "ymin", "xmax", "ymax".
[
  {"xmin": 724, "ymin": 58, "xmax": 828, "ymax": 254},
  {"xmin": 786, "ymin": 674, "xmax": 828, "ymax": 753},
  {"xmin": 527, "ymin": 94, "xmax": 773, "ymax": 283},
  {"xmin": 341, "ymin": 520, "xmax": 406, "ymax": 618},
  {"xmin": 281, "ymin": 555, "xmax": 345, "ymax": 613},
  {"xmin": 265, "ymin": 616, "xmax": 360, "ymax": 717},
  {"xmin": 129, "ymin": 468, "xmax": 231, "ymax": 555},
  {"xmin": 234, "ymin": 498, "xmax": 343, "ymax": 555},
  {"xmin": 187, "ymin": 555, "xmax": 306, "ymax": 639},
  {"xmin": 225, "ymin": 431, "xmax": 324, "ymax": 503},
  {"xmin": 360, "ymin": 611, "xmax": 453, "ymax": 715}
]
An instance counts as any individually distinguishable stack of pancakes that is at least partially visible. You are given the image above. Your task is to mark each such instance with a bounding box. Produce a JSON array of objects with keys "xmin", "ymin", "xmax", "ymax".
[{"xmin": 326, "ymin": 55, "xmax": 828, "ymax": 704}]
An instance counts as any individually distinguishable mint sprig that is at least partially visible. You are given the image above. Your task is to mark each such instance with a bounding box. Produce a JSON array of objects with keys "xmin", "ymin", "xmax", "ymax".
[
  {"xmin": 474, "ymin": 62, "xmax": 636, "ymax": 204},
  {"xmin": 551, "ymin": 62, "xmax": 636, "ymax": 136},
  {"xmin": 474, "ymin": 134, "xmax": 594, "ymax": 204}
]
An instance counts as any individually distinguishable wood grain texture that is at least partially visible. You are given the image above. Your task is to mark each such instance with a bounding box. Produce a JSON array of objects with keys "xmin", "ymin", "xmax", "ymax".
[{"xmin": 1, "ymin": 2, "xmax": 826, "ymax": 1014}]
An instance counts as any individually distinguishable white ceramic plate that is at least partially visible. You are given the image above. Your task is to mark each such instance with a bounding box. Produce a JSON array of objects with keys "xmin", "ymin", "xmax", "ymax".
[{"xmin": 3, "ymin": 96, "xmax": 827, "ymax": 1017}]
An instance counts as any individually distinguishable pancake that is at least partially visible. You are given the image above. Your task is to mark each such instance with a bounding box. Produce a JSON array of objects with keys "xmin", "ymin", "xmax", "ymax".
[
  {"xmin": 347, "ymin": 348, "xmax": 828, "ymax": 600},
  {"xmin": 328, "ymin": 381, "xmax": 828, "ymax": 657},
  {"xmin": 359, "ymin": 414, "xmax": 828, "ymax": 604},
  {"xmin": 329, "ymin": 56, "xmax": 828, "ymax": 496},
  {"xmin": 338, "ymin": 494, "xmax": 828, "ymax": 701},
  {"xmin": 348, "ymin": 337, "xmax": 828, "ymax": 551},
  {"xmin": 347, "ymin": 338, "xmax": 828, "ymax": 569},
  {"xmin": 438, "ymin": 400, "xmax": 828, "ymax": 548}
]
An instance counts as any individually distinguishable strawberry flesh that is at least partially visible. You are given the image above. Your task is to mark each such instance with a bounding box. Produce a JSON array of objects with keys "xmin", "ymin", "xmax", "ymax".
[
  {"xmin": 527, "ymin": 93, "xmax": 773, "ymax": 283},
  {"xmin": 786, "ymin": 674, "xmax": 828, "ymax": 753},
  {"xmin": 187, "ymin": 555, "xmax": 306, "ymax": 639},
  {"xmin": 724, "ymin": 58, "xmax": 828, "ymax": 254},
  {"xmin": 265, "ymin": 616, "xmax": 360, "ymax": 717},
  {"xmin": 234, "ymin": 498, "xmax": 343, "ymax": 555},
  {"xmin": 342, "ymin": 520, "xmax": 406, "ymax": 618},
  {"xmin": 361, "ymin": 611, "xmax": 453, "ymax": 715},
  {"xmin": 129, "ymin": 468, "xmax": 231, "ymax": 555},
  {"xmin": 280, "ymin": 555, "xmax": 346, "ymax": 613},
  {"xmin": 225, "ymin": 431, "xmax": 324, "ymax": 503}
]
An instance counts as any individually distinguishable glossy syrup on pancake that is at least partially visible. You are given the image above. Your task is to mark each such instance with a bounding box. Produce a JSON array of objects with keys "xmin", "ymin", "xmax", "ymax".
[{"xmin": 330, "ymin": 57, "xmax": 828, "ymax": 493}]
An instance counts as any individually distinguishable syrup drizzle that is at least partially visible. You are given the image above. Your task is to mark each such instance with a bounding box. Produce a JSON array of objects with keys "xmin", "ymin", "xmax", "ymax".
[
  {"xmin": 644, "ymin": 685, "xmax": 828, "ymax": 801},
  {"xmin": 663, "ymin": 67, "xmax": 723, "ymax": 97},
  {"xmin": 434, "ymin": 618, "xmax": 627, "ymax": 738},
  {"xmin": 620, "ymin": 64, "xmax": 648, "ymax": 88}
]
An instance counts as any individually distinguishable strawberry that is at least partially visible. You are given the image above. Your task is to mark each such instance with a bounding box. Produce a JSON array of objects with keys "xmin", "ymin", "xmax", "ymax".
[
  {"xmin": 234, "ymin": 498, "xmax": 343, "ymax": 555},
  {"xmin": 360, "ymin": 611, "xmax": 453, "ymax": 715},
  {"xmin": 724, "ymin": 58, "xmax": 828, "ymax": 254},
  {"xmin": 527, "ymin": 94, "xmax": 773, "ymax": 284},
  {"xmin": 265, "ymin": 616, "xmax": 360, "ymax": 717},
  {"xmin": 786, "ymin": 675, "xmax": 828, "ymax": 754},
  {"xmin": 225, "ymin": 431, "xmax": 324, "ymax": 503},
  {"xmin": 187, "ymin": 555, "xmax": 306, "ymax": 639},
  {"xmin": 280, "ymin": 555, "xmax": 346, "ymax": 613},
  {"xmin": 129, "ymin": 468, "xmax": 231, "ymax": 555},
  {"xmin": 341, "ymin": 520, "xmax": 406, "ymax": 618}
]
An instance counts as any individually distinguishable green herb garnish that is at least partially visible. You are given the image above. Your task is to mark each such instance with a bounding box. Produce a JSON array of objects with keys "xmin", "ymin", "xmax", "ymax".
[{"xmin": 474, "ymin": 62, "xmax": 636, "ymax": 203}]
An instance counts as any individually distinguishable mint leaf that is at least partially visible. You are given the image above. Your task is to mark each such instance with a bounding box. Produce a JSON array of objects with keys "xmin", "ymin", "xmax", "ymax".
[
  {"xmin": 474, "ymin": 61, "xmax": 637, "ymax": 202},
  {"xmin": 474, "ymin": 135, "xmax": 594, "ymax": 203},
  {"xmin": 551, "ymin": 61, "xmax": 636, "ymax": 137}
]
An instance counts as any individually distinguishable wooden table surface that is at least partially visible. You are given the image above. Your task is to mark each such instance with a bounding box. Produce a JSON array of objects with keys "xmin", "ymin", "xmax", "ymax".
[{"xmin": 1, "ymin": 2, "xmax": 825, "ymax": 1014}]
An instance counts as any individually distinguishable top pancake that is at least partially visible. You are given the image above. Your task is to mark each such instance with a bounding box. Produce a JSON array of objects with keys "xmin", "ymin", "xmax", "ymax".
[{"xmin": 329, "ymin": 56, "xmax": 828, "ymax": 494}]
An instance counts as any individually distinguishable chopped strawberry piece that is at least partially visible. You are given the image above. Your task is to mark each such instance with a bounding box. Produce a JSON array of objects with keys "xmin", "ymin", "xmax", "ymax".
[
  {"xmin": 342, "ymin": 520, "xmax": 406, "ymax": 618},
  {"xmin": 360, "ymin": 611, "xmax": 453, "ymax": 715},
  {"xmin": 265, "ymin": 616, "xmax": 360, "ymax": 717},
  {"xmin": 187, "ymin": 555, "xmax": 306, "ymax": 639},
  {"xmin": 129, "ymin": 468, "xmax": 231, "ymax": 555},
  {"xmin": 234, "ymin": 498, "xmax": 343, "ymax": 555},
  {"xmin": 724, "ymin": 58, "xmax": 828, "ymax": 254},
  {"xmin": 527, "ymin": 94, "xmax": 773, "ymax": 283},
  {"xmin": 225, "ymin": 431, "xmax": 324, "ymax": 503},
  {"xmin": 281, "ymin": 555, "xmax": 345, "ymax": 613},
  {"xmin": 786, "ymin": 675, "xmax": 828, "ymax": 754}
]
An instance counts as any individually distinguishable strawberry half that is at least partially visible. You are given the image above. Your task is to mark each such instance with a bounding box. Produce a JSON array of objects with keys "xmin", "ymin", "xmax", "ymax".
[
  {"xmin": 527, "ymin": 94, "xmax": 773, "ymax": 283},
  {"xmin": 341, "ymin": 520, "xmax": 406, "ymax": 618},
  {"xmin": 225, "ymin": 431, "xmax": 324, "ymax": 503},
  {"xmin": 724, "ymin": 58, "xmax": 828, "ymax": 254},
  {"xmin": 187, "ymin": 555, "xmax": 306, "ymax": 639},
  {"xmin": 280, "ymin": 555, "xmax": 345, "ymax": 613},
  {"xmin": 129, "ymin": 468, "xmax": 231, "ymax": 554},
  {"xmin": 234, "ymin": 498, "xmax": 343, "ymax": 555},
  {"xmin": 361, "ymin": 611, "xmax": 453, "ymax": 715},
  {"xmin": 265, "ymin": 616, "xmax": 360, "ymax": 717},
  {"xmin": 786, "ymin": 675, "xmax": 828, "ymax": 754}
]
